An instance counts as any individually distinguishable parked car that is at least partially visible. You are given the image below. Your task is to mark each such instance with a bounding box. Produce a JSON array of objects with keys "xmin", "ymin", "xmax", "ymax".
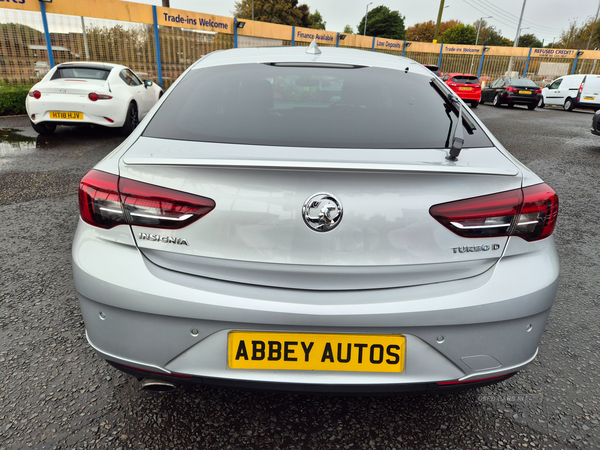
[
  {"xmin": 34, "ymin": 61, "xmax": 50, "ymax": 77},
  {"xmin": 574, "ymin": 74, "xmax": 600, "ymax": 111},
  {"xmin": 591, "ymin": 109, "xmax": 600, "ymax": 135},
  {"xmin": 73, "ymin": 42, "xmax": 559, "ymax": 394},
  {"xmin": 539, "ymin": 74, "xmax": 585, "ymax": 110},
  {"xmin": 442, "ymin": 73, "xmax": 481, "ymax": 108},
  {"xmin": 424, "ymin": 64, "xmax": 442, "ymax": 77},
  {"xmin": 26, "ymin": 62, "xmax": 163, "ymax": 135},
  {"xmin": 480, "ymin": 77, "xmax": 542, "ymax": 110}
]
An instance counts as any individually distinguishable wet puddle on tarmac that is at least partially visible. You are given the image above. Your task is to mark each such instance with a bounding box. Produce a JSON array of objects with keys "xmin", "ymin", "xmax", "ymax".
[{"xmin": 0, "ymin": 128, "xmax": 38, "ymax": 159}]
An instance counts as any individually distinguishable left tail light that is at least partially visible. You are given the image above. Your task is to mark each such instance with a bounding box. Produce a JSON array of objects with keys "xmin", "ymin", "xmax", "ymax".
[
  {"xmin": 429, "ymin": 183, "xmax": 558, "ymax": 242},
  {"xmin": 506, "ymin": 87, "xmax": 518, "ymax": 93},
  {"xmin": 29, "ymin": 90, "xmax": 41, "ymax": 99},
  {"xmin": 79, "ymin": 170, "xmax": 216, "ymax": 229}
]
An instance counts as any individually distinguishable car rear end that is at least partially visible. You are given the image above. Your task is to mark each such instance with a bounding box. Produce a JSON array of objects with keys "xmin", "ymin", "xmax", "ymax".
[
  {"xmin": 576, "ymin": 75, "xmax": 600, "ymax": 110},
  {"xmin": 72, "ymin": 47, "xmax": 559, "ymax": 394},
  {"xmin": 503, "ymin": 78, "xmax": 542, "ymax": 107},
  {"xmin": 446, "ymin": 74, "xmax": 481, "ymax": 105},
  {"xmin": 26, "ymin": 64, "xmax": 127, "ymax": 128}
]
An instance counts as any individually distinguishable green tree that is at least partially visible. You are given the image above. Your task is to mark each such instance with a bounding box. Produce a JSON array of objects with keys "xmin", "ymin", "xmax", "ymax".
[
  {"xmin": 440, "ymin": 24, "xmax": 477, "ymax": 45},
  {"xmin": 297, "ymin": 3, "xmax": 311, "ymax": 28},
  {"xmin": 357, "ymin": 5, "xmax": 406, "ymax": 39},
  {"xmin": 309, "ymin": 10, "xmax": 326, "ymax": 30},
  {"xmin": 407, "ymin": 20, "xmax": 460, "ymax": 42},
  {"xmin": 518, "ymin": 33, "xmax": 543, "ymax": 48},
  {"xmin": 343, "ymin": 24, "xmax": 354, "ymax": 34},
  {"xmin": 234, "ymin": 0, "xmax": 312, "ymax": 26},
  {"xmin": 471, "ymin": 19, "xmax": 509, "ymax": 46},
  {"xmin": 557, "ymin": 17, "xmax": 600, "ymax": 49}
]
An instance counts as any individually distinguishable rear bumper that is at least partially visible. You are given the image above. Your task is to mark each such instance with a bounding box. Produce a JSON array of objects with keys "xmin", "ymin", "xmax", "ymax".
[
  {"xmin": 456, "ymin": 91, "xmax": 481, "ymax": 102},
  {"xmin": 73, "ymin": 220, "xmax": 559, "ymax": 392},
  {"xmin": 108, "ymin": 359, "xmax": 518, "ymax": 394},
  {"xmin": 26, "ymin": 97, "xmax": 128, "ymax": 127},
  {"xmin": 503, "ymin": 93, "xmax": 541, "ymax": 105}
]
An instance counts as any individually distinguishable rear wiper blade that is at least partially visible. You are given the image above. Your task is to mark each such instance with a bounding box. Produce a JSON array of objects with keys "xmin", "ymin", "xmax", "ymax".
[
  {"xmin": 430, "ymin": 77, "xmax": 475, "ymax": 161},
  {"xmin": 447, "ymin": 96, "xmax": 464, "ymax": 160}
]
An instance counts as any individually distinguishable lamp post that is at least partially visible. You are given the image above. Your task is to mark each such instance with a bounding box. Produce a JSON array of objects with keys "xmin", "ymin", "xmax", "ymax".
[
  {"xmin": 470, "ymin": 17, "xmax": 492, "ymax": 74},
  {"xmin": 475, "ymin": 16, "xmax": 492, "ymax": 46},
  {"xmin": 433, "ymin": 1, "xmax": 449, "ymax": 43},
  {"xmin": 507, "ymin": 0, "xmax": 527, "ymax": 75},
  {"xmin": 587, "ymin": 0, "xmax": 600, "ymax": 49},
  {"xmin": 364, "ymin": 2, "xmax": 373, "ymax": 36}
]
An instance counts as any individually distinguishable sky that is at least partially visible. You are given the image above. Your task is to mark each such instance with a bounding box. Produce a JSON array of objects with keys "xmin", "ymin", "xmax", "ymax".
[{"xmin": 124, "ymin": 0, "xmax": 600, "ymax": 45}]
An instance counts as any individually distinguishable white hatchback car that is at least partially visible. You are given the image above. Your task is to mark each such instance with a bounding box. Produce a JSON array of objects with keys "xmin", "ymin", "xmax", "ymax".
[
  {"xmin": 26, "ymin": 62, "xmax": 163, "ymax": 135},
  {"xmin": 73, "ymin": 43, "xmax": 559, "ymax": 394}
]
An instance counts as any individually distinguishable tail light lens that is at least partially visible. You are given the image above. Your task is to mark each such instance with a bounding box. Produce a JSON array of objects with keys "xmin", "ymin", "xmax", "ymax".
[
  {"xmin": 79, "ymin": 170, "xmax": 215, "ymax": 229},
  {"xmin": 88, "ymin": 93, "xmax": 112, "ymax": 101},
  {"xmin": 534, "ymin": 88, "xmax": 542, "ymax": 94},
  {"xmin": 578, "ymin": 81, "xmax": 584, "ymax": 99},
  {"xmin": 506, "ymin": 87, "xmax": 518, "ymax": 93},
  {"xmin": 429, "ymin": 184, "xmax": 558, "ymax": 242},
  {"xmin": 29, "ymin": 90, "xmax": 41, "ymax": 99}
]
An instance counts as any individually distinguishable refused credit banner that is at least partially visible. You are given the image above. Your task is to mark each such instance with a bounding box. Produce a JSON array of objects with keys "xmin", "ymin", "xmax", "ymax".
[{"xmin": 532, "ymin": 48, "xmax": 577, "ymax": 58}]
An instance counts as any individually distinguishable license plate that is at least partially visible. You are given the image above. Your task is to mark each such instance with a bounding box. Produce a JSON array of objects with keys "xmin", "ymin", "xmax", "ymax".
[
  {"xmin": 518, "ymin": 90, "xmax": 532, "ymax": 95},
  {"xmin": 584, "ymin": 97, "xmax": 595, "ymax": 101},
  {"xmin": 228, "ymin": 331, "xmax": 406, "ymax": 373},
  {"xmin": 459, "ymin": 87, "xmax": 472, "ymax": 91},
  {"xmin": 49, "ymin": 111, "xmax": 83, "ymax": 120}
]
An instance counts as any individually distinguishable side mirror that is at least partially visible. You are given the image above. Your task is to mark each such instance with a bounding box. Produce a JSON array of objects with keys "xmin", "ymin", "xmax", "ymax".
[{"xmin": 144, "ymin": 80, "xmax": 153, "ymax": 88}]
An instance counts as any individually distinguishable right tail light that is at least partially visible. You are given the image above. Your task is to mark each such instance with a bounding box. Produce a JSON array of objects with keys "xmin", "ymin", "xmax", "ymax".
[{"xmin": 429, "ymin": 184, "xmax": 558, "ymax": 242}]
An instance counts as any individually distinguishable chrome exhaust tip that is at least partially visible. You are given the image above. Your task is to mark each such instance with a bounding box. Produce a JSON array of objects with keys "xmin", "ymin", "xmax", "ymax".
[{"xmin": 140, "ymin": 378, "xmax": 177, "ymax": 393}]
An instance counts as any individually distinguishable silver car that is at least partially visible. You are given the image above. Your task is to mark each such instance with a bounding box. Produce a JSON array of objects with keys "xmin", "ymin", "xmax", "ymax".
[{"xmin": 72, "ymin": 42, "xmax": 559, "ymax": 394}]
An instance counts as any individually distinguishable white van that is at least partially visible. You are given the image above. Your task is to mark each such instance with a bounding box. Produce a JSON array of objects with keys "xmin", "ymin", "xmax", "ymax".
[
  {"xmin": 540, "ymin": 74, "xmax": 585, "ymax": 110},
  {"xmin": 541, "ymin": 74, "xmax": 600, "ymax": 111},
  {"xmin": 578, "ymin": 75, "xmax": 600, "ymax": 111}
]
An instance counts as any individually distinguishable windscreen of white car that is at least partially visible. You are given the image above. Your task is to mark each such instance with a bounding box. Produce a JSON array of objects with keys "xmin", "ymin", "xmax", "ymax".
[
  {"xmin": 143, "ymin": 63, "xmax": 493, "ymax": 149},
  {"xmin": 50, "ymin": 66, "xmax": 111, "ymax": 80}
]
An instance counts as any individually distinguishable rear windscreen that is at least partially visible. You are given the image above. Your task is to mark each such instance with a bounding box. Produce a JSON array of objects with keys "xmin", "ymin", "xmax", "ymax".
[
  {"xmin": 143, "ymin": 63, "xmax": 492, "ymax": 149},
  {"xmin": 507, "ymin": 78, "xmax": 538, "ymax": 87},
  {"xmin": 452, "ymin": 76, "xmax": 478, "ymax": 84},
  {"xmin": 51, "ymin": 67, "xmax": 110, "ymax": 80}
]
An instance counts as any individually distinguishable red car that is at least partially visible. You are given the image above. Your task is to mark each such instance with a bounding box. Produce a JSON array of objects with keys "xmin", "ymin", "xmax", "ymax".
[{"xmin": 442, "ymin": 73, "xmax": 481, "ymax": 108}]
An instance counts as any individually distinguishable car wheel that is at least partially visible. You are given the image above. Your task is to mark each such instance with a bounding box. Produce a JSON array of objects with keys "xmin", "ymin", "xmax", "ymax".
[
  {"xmin": 479, "ymin": 96, "xmax": 485, "ymax": 104},
  {"xmin": 121, "ymin": 102, "xmax": 139, "ymax": 136},
  {"xmin": 493, "ymin": 93, "xmax": 502, "ymax": 107},
  {"xmin": 527, "ymin": 103, "xmax": 536, "ymax": 110},
  {"xmin": 564, "ymin": 98, "xmax": 575, "ymax": 111},
  {"xmin": 538, "ymin": 99, "xmax": 545, "ymax": 108},
  {"xmin": 30, "ymin": 120, "xmax": 56, "ymax": 135},
  {"xmin": 470, "ymin": 101, "xmax": 478, "ymax": 108}
]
